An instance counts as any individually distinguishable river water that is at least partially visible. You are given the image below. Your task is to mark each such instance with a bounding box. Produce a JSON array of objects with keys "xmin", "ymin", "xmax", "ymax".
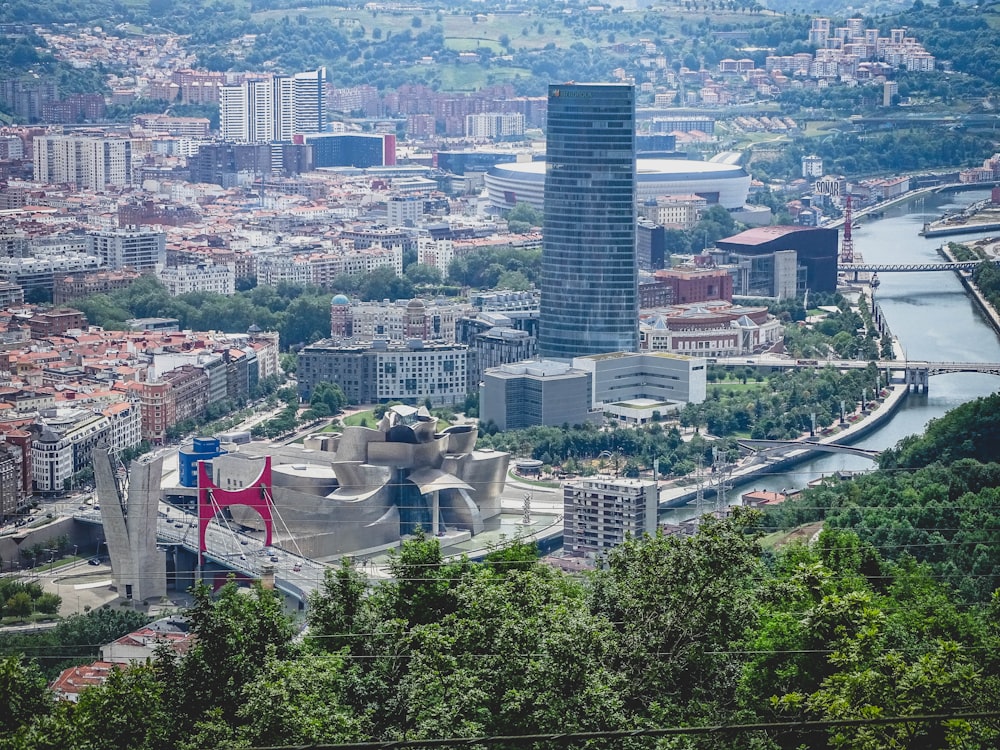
[{"xmin": 663, "ymin": 189, "xmax": 1000, "ymax": 518}]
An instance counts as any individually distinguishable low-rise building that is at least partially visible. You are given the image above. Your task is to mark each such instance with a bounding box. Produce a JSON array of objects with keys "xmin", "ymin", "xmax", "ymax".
[
  {"xmin": 573, "ymin": 351, "xmax": 707, "ymax": 424},
  {"xmin": 479, "ymin": 360, "xmax": 594, "ymax": 431},
  {"xmin": 639, "ymin": 301, "xmax": 783, "ymax": 358}
]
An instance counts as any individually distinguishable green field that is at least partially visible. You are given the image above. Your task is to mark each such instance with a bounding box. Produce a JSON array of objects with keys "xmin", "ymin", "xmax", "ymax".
[{"xmin": 251, "ymin": 8, "xmax": 577, "ymax": 50}]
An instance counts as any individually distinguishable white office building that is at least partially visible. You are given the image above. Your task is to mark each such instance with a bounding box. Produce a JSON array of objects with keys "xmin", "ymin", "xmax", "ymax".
[{"xmin": 573, "ymin": 351, "xmax": 707, "ymax": 423}]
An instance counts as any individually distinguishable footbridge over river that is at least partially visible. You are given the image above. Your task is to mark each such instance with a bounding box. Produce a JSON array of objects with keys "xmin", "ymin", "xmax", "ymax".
[
  {"xmin": 738, "ymin": 439, "xmax": 881, "ymax": 460},
  {"xmin": 839, "ymin": 261, "xmax": 990, "ymax": 275}
]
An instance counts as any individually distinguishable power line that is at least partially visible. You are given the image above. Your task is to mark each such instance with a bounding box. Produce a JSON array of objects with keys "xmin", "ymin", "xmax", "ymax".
[{"xmin": 239, "ymin": 712, "xmax": 1000, "ymax": 750}]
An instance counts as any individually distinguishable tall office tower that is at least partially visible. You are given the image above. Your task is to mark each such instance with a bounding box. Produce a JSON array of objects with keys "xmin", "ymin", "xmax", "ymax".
[
  {"xmin": 219, "ymin": 68, "xmax": 326, "ymax": 143},
  {"xmin": 539, "ymin": 82, "xmax": 638, "ymax": 359}
]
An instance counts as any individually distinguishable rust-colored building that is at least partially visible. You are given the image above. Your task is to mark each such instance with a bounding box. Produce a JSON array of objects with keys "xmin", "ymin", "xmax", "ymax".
[
  {"xmin": 27, "ymin": 308, "xmax": 87, "ymax": 339},
  {"xmin": 134, "ymin": 365, "xmax": 210, "ymax": 445},
  {"xmin": 53, "ymin": 270, "xmax": 141, "ymax": 305},
  {"xmin": 652, "ymin": 267, "xmax": 734, "ymax": 305}
]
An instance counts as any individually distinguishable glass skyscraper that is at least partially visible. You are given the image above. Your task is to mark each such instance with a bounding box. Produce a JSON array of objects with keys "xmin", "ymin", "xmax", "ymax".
[{"xmin": 539, "ymin": 82, "xmax": 638, "ymax": 360}]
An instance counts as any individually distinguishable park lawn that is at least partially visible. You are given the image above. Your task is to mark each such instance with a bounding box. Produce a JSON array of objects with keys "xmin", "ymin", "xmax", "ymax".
[
  {"xmin": 342, "ymin": 410, "xmax": 449, "ymax": 432},
  {"xmin": 506, "ymin": 469, "xmax": 560, "ymax": 489},
  {"xmin": 801, "ymin": 120, "xmax": 841, "ymax": 137},
  {"xmin": 445, "ymin": 36, "xmax": 505, "ymax": 53},
  {"xmin": 343, "ymin": 410, "xmax": 376, "ymax": 427}
]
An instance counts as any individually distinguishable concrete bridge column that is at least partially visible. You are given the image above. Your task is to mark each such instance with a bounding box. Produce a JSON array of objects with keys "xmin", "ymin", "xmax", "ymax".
[{"xmin": 905, "ymin": 366, "xmax": 929, "ymax": 392}]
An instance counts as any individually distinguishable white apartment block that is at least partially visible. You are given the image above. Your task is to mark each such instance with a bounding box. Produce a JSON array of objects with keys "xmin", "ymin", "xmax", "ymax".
[
  {"xmin": 330, "ymin": 297, "xmax": 471, "ymax": 343},
  {"xmin": 0, "ymin": 253, "xmax": 102, "ymax": 292},
  {"xmin": 31, "ymin": 408, "xmax": 110, "ymax": 493},
  {"xmin": 417, "ymin": 236, "xmax": 454, "ymax": 276},
  {"xmin": 563, "ymin": 476, "xmax": 657, "ymax": 557},
  {"xmin": 0, "ymin": 135, "xmax": 24, "ymax": 160},
  {"xmin": 802, "ymin": 155, "xmax": 824, "ymax": 178},
  {"xmin": 88, "ymin": 228, "xmax": 166, "ymax": 272},
  {"xmin": 159, "ymin": 263, "xmax": 236, "ymax": 296},
  {"xmin": 256, "ymin": 245, "xmax": 402, "ymax": 288},
  {"xmin": 219, "ymin": 68, "xmax": 326, "ymax": 143},
  {"xmin": 464, "ymin": 112, "xmax": 525, "ymax": 139},
  {"xmin": 387, "ymin": 195, "xmax": 423, "ymax": 227},
  {"xmin": 256, "ymin": 253, "xmax": 313, "ymax": 287},
  {"xmin": 374, "ymin": 343, "xmax": 468, "ymax": 407},
  {"xmin": 33, "ymin": 136, "xmax": 133, "ymax": 190},
  {"xmin": 103, "ymin": 401, "xmax": 143, "ymax": 455}
]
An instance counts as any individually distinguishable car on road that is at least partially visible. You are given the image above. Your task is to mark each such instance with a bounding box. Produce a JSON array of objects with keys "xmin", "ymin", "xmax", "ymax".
[
  {"xmin": 292, "ymin": 563, "xmax": 302, "ymax": 572},
  {"xmin": 88, "ymin": 558, "xmax": 101, "ymax": 566}
]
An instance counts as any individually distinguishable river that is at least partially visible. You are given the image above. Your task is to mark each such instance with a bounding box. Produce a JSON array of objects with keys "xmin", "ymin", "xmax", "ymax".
[{"xmin": 663, "ymin": 188, "xmax": 1000, "ymax": 519}]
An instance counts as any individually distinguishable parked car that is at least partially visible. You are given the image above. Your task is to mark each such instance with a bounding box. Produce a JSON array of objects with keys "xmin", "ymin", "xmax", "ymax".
[{"xmin": 88, "ymin": 558, "xmax": 101, "ymax": 566}]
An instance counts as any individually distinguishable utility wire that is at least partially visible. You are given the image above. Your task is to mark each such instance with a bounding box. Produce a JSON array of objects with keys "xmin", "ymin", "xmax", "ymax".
[{"xmin": 239, "ymin": 711, "xmax": 1000, "ymax": 750}]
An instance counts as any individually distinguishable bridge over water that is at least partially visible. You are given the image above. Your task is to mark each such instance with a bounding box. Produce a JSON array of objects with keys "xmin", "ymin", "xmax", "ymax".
[
  {"xmin": 737, "ymin": 439, "xmax": 881, "ymax": 460},
  {"xmin": 839, "ymin": 261, "xmax": 990, "ymax": 274},
  {"xmin": 716, "ymin": 358, "xmax": 1000, "ymax": 392}
]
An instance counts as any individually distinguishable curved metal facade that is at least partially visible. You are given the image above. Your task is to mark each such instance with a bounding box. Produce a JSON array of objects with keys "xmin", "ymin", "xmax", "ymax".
[
  {"xmin": 486, "ymin": 159, "xmax": 751, "ymax": 212},
  {"xmin": 539, "ymin": 83, "xmax": 638, "ymax": 359}
]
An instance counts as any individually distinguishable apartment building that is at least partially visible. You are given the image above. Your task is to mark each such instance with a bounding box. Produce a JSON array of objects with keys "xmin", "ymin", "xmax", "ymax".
[
  {"xmin": 298, "ymin": 339, "xmax": 469, "ymax": 407},
  {"xmin": 563, "ymin": 476, "xmax": 657, "ymax": 557},
  {"xmin": 33, "ymin": 136, "xmax": 133, "ymax": 189}
]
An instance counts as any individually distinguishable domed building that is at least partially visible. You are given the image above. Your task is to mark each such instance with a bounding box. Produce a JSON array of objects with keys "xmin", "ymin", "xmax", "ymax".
[{"xmin": 330, "ymin": 294, "xmax": 353, "ymax": 338}]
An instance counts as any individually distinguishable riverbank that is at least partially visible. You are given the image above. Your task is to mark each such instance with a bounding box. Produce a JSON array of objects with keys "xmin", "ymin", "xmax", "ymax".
[
  {"xmin": 937, "ymin": 243, "xmax": 1000, "ymax": 336},
  {"xmin": 656, "ymin": 379, "xmax": 907, "ymax": 511}
]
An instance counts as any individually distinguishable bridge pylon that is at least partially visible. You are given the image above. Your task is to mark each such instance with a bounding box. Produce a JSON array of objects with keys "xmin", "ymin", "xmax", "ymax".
[{"xmin": 904, "ymin": 364, "xmax": 929, "ymax": 392}]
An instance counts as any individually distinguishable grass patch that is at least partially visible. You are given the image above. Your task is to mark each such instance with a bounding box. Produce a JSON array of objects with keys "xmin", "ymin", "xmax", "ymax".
[
  {"xmin": 36, "ymin": 556, "xmax": 84, "ymax": 574},
  {"xmin": 446, "ymin": 36, "xmax": 504, "ymax": 53},
  {"xmin": 343, "ymin": 410, "xmax": 376, "ymax": 427},
  {"xmin": 801, "ymin": 120, "xmax": 841, "ymax": 137},
  {"xmin": 759, "ymin": 521, "xmax": 824, "ymax": 551},
  {"xmin": 506, "ymin": 469, "xmax": 560, "ymax": 489}
]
